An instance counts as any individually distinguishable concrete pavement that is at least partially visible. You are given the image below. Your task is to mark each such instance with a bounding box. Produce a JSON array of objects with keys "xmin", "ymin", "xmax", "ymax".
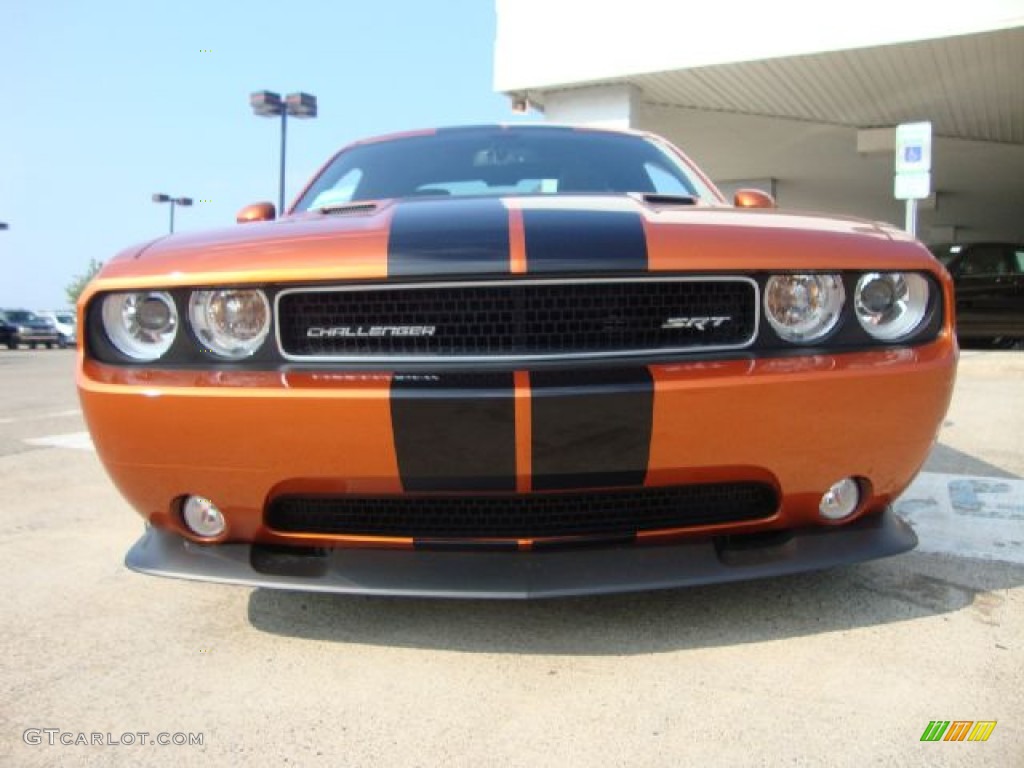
[{"xmin": 1, "ymin": 349, "xmax": 1021, "ymax": 767}]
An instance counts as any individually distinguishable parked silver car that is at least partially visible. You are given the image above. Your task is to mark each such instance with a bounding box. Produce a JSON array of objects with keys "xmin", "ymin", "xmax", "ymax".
[{"xmin": 36, "ymin": 310, "xmax": 77, "ymax": 348}]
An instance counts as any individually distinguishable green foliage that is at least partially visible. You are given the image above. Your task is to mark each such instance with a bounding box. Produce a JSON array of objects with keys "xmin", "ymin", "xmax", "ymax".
[{"xmin": 65, "ymin": 258, "xmax": 104, "ymax": 306}]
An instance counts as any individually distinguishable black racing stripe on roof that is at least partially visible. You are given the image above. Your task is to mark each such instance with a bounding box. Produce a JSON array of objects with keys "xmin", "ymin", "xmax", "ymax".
[
  {"xmin": 529, "ymin": 368, "xmax": 653, "ymax": 491},
  {"xmin": 390, "ymin": 373, "xmax": 516, "ymax": 492},
  {"xmin": 522, "ymin": 209, "xmax": 648, "ymax": 273},
  {"xmin": 387, "ymin": 198, "xmax": 511, "ymax": 277}
]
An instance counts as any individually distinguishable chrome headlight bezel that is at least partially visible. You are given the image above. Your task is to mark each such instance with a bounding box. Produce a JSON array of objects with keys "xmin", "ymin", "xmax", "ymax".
[
  {"xmin": 188, "ymin": 288, "xmax": 271, "ymax": 360},
  {"xmin": 100, "ymin": 291, "xmax": 179, "ymax": 361},
  {"xmin": 854, "ymin": 272, "xmax": 931, "ymax": 341}
]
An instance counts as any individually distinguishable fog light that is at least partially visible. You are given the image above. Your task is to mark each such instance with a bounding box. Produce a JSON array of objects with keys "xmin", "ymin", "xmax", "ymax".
[
  {"xmin": 182, "ymin": 496, "xmax": 226, "ymax": 538},
  {"xmin": 819, "ymin": 478, "xmax": 860, "ymax": 521}
]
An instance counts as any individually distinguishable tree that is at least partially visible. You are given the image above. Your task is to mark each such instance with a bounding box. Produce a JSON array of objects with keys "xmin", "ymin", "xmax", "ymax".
[{"xmin": 65, "ymin": 258, "xmax": 104, "ymax": 306}]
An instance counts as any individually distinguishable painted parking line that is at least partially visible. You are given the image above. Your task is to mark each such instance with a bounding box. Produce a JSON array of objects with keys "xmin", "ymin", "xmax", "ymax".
[
  {"xmin": 0, "ymin": 409, "xmax": 82, "ymax": 425},
  {"xmin": 896, "ymin": 472, "xmax": 1024, "ymax": 565},
  {"xmin": 23, "ymin": 432, "xmax": 95, "ymax": 452}
]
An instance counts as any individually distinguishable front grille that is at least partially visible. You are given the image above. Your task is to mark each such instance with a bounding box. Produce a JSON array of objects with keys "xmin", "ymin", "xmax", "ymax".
[
  {"xmin": 277, "ymin": 277, "xmax": 757, "ymax": 361},
  {"xmin": 265, "ymin": 483, "xmax": 778, "ymax": 539}
]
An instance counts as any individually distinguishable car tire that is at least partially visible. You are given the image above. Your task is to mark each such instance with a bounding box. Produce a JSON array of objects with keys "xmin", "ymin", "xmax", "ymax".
[
  {"xmin": 45, "ymin": 342, "xmax": 54, "ymax": 349},
  {"xmin": 5, "ymin": 341, "xmax": 15, "ymax": 350}
]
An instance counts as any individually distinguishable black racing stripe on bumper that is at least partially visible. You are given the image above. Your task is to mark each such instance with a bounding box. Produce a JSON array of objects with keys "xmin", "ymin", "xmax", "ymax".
[
  {"xmin": 387, "ymin": 198, "xmax": 511, "ymax": 277},
  {"xmin": 390, "ymin": 373, "xmax": 516, "ymax": 492},
  {"xmin": 529, "ymin": 368, "xmax": 653, "ymax": 491},
  {"xmin": 522, "ymin": 209, "xmax": 647, "ymax": 273}
]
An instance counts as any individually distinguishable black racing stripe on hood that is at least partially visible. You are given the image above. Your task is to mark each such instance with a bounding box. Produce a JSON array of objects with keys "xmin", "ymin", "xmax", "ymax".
[
  {"xmin": 387, "ymin": 198, "xmax": 511, "ymax": 277},
  {"xmin": 390, "ymin": 373, "xmax": 516, "ymax": 492},
  {"xmin": 522, "ymin": 209, "xmax": 647, "ymax": 273},
  {"xmin": 529, "ymin": 368, "xmax": 653, "ymax": 491}
]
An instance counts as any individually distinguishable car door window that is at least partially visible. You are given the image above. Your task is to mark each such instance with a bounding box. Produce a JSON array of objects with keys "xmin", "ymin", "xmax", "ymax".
[
  {"xmin": 960, "ymin": 246, "xmax": 1009, "ymax": 276},
  {"xmin": 1009, "ymin": 248, "xmax": 1024, "ymax": 274}
]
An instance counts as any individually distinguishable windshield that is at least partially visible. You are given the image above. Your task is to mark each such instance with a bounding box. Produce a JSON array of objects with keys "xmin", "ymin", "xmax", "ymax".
[
  {"xmin": 6, "ymin": 311, "xmax": 38, "ymax": 323},
  {"xmin": 295, "ymin": 126, "xmax": 717, "ymax": 211}
]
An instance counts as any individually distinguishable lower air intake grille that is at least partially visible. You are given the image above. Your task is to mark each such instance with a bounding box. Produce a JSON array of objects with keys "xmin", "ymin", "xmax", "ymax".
[{"xmin": 265, "ymin": 483, "xmax": 778, "ymax": 539}]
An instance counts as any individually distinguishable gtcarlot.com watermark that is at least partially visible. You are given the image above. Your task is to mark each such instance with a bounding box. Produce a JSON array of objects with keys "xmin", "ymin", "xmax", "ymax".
[{"xmin": 23, "ymin": 729, "xmax": 203, "ymax": 747}]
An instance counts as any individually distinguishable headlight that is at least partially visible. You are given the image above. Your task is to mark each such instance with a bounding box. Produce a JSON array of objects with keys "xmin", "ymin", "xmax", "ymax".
[
  {"xmin": 854, "ymin": 272, "xmax": 929, "ymax": 340},
  {"xmin": 764, "ymin": 274, "xmax": 845, "ymax": 343},
  {"xmin": 101, "ymin": 292, "xmax": 178, "ymax": 361},
  {"xmin": 189, "ymin": 289, "xmax": 271, "ymax": 359}
]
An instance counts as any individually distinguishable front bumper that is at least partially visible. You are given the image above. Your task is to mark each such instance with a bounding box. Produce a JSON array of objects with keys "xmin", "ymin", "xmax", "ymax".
[
  {"xmin": 17, "ymin": 330, "xmax": 59, "ymax": 344},
  {"xmin": 125, "ymin": 507, "xmax": 916, "ymax": 599},
  {"xmin": 80, "ymin": 341, "xmax": 956, "ymax": 549}
]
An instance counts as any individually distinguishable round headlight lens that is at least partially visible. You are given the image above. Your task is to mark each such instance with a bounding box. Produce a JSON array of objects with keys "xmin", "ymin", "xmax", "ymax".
[
  {"xmin": 764, "ymin": 274, "xmax": 845, "ymax": 343},
  {"xmin": 189, "ymin": 289, "xmax": 271, "ymax": 359},
  {"xmin": 854, "ymin": 272, "xmax": 929, "ymax": 340},
  {"xmin": 100, "ymin": 292, "xmax": 178, "ymax": 361}
]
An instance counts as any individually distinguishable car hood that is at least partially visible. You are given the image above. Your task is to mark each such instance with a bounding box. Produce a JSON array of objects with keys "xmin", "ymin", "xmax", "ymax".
[{"xmin": 94, "ymin": 195, "xmax": 934, "ymax": 288}]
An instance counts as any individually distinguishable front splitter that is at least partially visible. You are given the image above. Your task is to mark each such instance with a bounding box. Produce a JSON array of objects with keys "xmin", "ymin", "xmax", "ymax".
[{"xmin": 125, "ymin": 509, "xmax": 916, "ymax": 599}]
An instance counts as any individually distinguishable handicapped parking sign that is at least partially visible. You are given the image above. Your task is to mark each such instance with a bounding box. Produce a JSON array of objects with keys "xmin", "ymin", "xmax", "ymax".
[{"xmin": 895, "ymin": 122, "xmax": 932, "ymax": 174}]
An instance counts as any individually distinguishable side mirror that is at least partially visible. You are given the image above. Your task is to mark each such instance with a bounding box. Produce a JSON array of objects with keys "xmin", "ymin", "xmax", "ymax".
[
  {"xmin": 733, "ymin": 189, "xmax": 776, "ymax": 209},
  {"xmin": 236, "ymin": 202, "xmax": 276, "ymax": 224}
]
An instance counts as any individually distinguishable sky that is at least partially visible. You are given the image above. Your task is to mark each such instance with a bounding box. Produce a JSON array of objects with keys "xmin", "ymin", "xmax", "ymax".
[{"xmin": 0, "ymin": 0, "xmax": 528, "ymax": 309}]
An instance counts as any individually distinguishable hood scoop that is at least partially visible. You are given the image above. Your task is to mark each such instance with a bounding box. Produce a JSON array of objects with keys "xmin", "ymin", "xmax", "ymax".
[
  {"xmin": 641, "ymin": 193, "xmax": 697, "ymax": 206},
  {"xmin": 318, "ymin": 202, "xmax": 378, "ymax": 216}
]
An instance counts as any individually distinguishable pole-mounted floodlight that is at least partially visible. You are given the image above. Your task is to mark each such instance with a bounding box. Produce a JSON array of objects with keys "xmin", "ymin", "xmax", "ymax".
[
  {"xmin": 285, "ymin": 92, "xmax": 317, "ymax": 118},
  {"xmin": 249, "ymin": 90, "xmax": 283, "ymax": 117},
  {"xmin": 250, "ymin": 90, "xmax": 318, "ymax": 214},
  {"xmin": 153, "ymin": 194, "xmax": 193, "ymax": 234},
  {"xmin": 0, "ymin": 222, "xmax": 8, "ymax": 231}
]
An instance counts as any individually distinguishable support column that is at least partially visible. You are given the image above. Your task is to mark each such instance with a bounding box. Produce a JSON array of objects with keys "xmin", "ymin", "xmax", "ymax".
[{"xmin": 542, "ymin": 84, "xmax": 644, "ymax": 130}]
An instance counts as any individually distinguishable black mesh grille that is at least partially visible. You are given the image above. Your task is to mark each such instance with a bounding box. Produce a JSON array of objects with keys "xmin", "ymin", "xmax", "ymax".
[
  {"xmin": 265, "ymin": 483, "xmax": 777, "ymax": 539},
  {"xmin": 277, "ymin": 279, "xmax": 756, "ymax": 359}
]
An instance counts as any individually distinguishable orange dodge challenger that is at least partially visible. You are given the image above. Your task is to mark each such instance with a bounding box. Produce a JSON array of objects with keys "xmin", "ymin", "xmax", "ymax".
[{"xmin": 78, "ymin": 125, "xmax": 957, "ymax": 598}]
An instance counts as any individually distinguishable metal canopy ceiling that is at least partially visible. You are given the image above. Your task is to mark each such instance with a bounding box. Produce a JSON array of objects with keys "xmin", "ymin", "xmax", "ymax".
[
  {"xmin": 519, "ymin": 25, "xmax": 1023, "ymax": 241},
  {"xmin": 540, "ymin": 27, "xmax": 1024, "ymax": 145}
]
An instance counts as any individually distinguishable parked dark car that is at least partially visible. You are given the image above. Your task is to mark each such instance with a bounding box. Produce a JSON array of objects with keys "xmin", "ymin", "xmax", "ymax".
[
  {"xmin": 0, "ymin": 309, "xmax": 61, "ymax": 349},
  {"xmin": 930, "ymin": 242, "xmax": 1024, "ymax": 347},
  {"xmin": 0, "ymin": 313, "xmax": 16, "ymax": 348}
]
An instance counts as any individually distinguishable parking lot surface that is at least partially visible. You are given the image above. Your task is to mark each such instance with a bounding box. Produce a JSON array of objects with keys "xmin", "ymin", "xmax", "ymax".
[{"xmin": 1, "ymin": 349, "xmax": 1021, "ymax": 767}]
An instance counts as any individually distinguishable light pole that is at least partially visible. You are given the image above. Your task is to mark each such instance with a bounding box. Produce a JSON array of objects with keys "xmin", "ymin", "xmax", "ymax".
[
  {"xmin": 249, "ymin": 91, "xmax": 317, "ymax": 215},
  {"xmin": 152, "ymin": 194, "xmax": 193, "ymax": 234}
]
